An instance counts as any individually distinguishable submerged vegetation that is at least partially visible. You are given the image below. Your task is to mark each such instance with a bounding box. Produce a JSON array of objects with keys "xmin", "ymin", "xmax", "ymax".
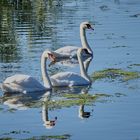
[
  {"xmin": 0, "ymin": 134, "xmax": 71, "ymax": 140},
  {"xmin": 45, "ymin": 93, "xmax": 110, "ymax": 109},
  {"xmin": 24, "ymin": 134, "xmax": 71, "ymax": 140},
  {"xmin": 91, "ymin": 68, "xmax": 140, "ymax": 82},
  {"xmin": 0, "ymin": 93, "xmax": 110, "ymax": 112}
]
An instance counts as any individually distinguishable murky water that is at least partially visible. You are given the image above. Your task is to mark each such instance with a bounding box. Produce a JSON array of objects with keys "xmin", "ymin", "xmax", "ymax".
[{"xmin": 0, "ymin": 0, "xmax": 140, "ymax": 139}]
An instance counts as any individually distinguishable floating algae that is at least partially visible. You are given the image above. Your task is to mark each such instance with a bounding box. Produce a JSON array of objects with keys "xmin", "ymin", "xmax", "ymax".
[
  {"xmin": 0, "ymin": 134, "xmax": 70, "ymax": 140},
  {"xmin": 23, "ymin": 134, "xmax": 71, "ymax": 140},
  {"xmin": 45, "ymin": 94, "xmax": 110, "ymax": 109},
  {"xmin": 91, "ymin": 68, "xmax": 140, "ymax": 81},
  {"xmin": 0, "ymin": 93, "xmax": 110, "ymax": 111}
]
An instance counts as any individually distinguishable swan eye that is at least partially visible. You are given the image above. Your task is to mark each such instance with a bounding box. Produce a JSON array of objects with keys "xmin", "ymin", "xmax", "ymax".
[
  {"xmin": 86, "ymin": 24, "xmax": 91, "ymax": 29},
  {"xmin": 83, "ymin": 49, "xmax": 89, "ymax": 54}
]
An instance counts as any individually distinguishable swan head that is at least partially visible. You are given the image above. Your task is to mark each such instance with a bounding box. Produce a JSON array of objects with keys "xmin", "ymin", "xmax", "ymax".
[
  {"xmin": 42, "ymin": 50, "xmax": 56, "ymax": 62},
  {"xmin": 80, "ymin": 21, "xmax": 94, "ymax": 30},
  {"xmin": 43, "ymin": 117, "xmax": 57, "ymax": 129}
]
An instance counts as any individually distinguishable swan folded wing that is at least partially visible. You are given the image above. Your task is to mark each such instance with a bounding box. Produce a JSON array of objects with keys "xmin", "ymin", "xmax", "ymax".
[
  {"xmin": 2, "ymin": 74, "xmax": 46, "ymax": 93},
  {"xmin": 55, "ymin": 46, "xmax": 79, "ymax": 57},
  {"xmin": 50, "ymin": 72, "xmax": 90, "ymax": 87}
]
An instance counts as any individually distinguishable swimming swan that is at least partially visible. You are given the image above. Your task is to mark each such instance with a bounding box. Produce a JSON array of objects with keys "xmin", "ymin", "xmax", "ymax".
[
  {"xmin": 0, "ymin": 48, "xmax": 91, "ymax": 93},
  {"xmin": 48, "ymin": 48, "xmax": 92, "ymax": 87},
  {"xmin": 45, "ymin": 21, "xmax": 94, "ymax": 61},
  {"xmin": 0, "ymin": 53, "xmax": 53, "ymax": 93}
]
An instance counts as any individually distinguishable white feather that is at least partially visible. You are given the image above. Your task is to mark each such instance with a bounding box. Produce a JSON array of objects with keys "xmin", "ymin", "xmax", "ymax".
[
  {"xmin": 1, "ymin": 74, "xmax": 47, "ymax": 93},
  {"xmin": 50, "ymin": 72, "xmax": 90, "ymax": 87}
]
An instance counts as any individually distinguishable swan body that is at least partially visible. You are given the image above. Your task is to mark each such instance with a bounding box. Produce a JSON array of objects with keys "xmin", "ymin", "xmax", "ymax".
[
  {"xmin": 54, "ymin": 46, "xmax": 79, "ymax": 58},
  {"xmin": 50, "ymin": 72, "xmax": 90, "ymax": 87},
  {"xmin": 46, "ymin": 21, "xmax": 94, "ymax": 61},
  {"xmin": 1, "ymin": 74, "xmax": 47, "ymax": 94}
]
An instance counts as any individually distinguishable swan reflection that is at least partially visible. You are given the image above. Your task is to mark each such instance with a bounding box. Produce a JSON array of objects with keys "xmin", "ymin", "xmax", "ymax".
[
  {"xmin": 2, "ymin": 91, "xmax": 48, "ymax": 110},
  {"xmin": 77, "ymin": 86, "xmax": 93, "ymax": 119},
  {"xmin": 41, "ymin": 92, "xmax": 57, "ymax": 129},
  {"xmin": 1, "ymin": 85, "xmax": 94, "ymax": 130}
]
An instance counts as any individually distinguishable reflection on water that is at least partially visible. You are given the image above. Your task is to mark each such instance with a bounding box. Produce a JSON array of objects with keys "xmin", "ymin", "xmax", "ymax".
[
  {"xmin": 42, "ymin": 92, "xmax": 58, "ymax": 129},
  {"xmin": 1, "ymin": 85, "xmax": 93, "ymax": 130},
  {"xmin": 0, "ymin": 0, "xmax": 83, "ymax": 81}
]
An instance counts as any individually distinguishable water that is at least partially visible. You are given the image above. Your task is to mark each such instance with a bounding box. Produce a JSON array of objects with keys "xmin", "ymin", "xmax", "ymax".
[{"xmin": 0, "ymin": 0, "xmax": 140, "ymax": 139}]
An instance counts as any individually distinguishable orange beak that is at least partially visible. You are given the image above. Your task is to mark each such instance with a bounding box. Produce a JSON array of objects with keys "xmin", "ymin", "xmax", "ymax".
[{"xmin": 48, "ymin": 53, "xmax": 56, "ymax": 62}]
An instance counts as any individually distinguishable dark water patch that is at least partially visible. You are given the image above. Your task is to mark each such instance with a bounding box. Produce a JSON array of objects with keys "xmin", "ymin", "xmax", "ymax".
[
  {"xmin": 130, "ymin": 13, "xmax": 140, "ymax": 18},
  {"xmin": 0, "ymin": 107, "xmax": 4, "ymax": 112},
  {"xmin": 0, "ymin": 44, "xmax": 21, "ymax": 63},
  {"xmin": 114, "ymin": 92, "xmax": 127, "ymax": 97},
  {"xmin": 91, "ymin": 68, "xmax": 140, "ymax": 82},
  {"xmin": 1, "ymin": 130, "xmax": 30, "ymax": 135},
  {"xmin": 112, "ymin": 45, "xmax": 127, "ymax": 48},
  {"xmin": 128, "ymin": 64, "xmax": 140, "ymax": 67},
  {"xmin": 99, "ymin": 5, "xmax": 110, "ymax": 11},
  {"xmin": 0, "ymin": 130, "xmax": 30, "ymax": 140}
]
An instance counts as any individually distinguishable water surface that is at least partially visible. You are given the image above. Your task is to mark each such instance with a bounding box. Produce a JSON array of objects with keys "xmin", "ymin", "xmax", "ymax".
[{"xmin": 0, "ymin": 0, "xmax": 140, "ymax": 139}]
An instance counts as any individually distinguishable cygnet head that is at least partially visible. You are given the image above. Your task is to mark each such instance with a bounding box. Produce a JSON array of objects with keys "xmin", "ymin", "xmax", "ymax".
[{"xmin": 80, "ymin": 21, "xmax": 94, "ymax": 30}]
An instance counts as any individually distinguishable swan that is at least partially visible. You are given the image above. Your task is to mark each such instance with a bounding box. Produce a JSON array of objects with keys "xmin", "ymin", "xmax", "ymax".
[
  {"xmin": 0, "ymin": 47, "xmax": 92, "ymax": 93},
  {"xmin": 45, "ymin": 21, "xmax": 94, "ymax": 61},
  {"xmin": 0, "ymin": 52, "xmax": 53, "ymax": 94},
  {"xmin": 48, "ymin": 48, "xmax": 92, "ymax": 87}
]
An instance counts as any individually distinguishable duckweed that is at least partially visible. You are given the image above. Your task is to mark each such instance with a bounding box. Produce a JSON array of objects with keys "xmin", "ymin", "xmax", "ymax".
[{"xmin": 92, "ymin": 68, "xmax": 140, "ymax": 81}]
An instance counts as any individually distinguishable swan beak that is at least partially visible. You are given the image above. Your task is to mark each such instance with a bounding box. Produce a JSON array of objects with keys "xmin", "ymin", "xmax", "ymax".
[
  {"xmin": 90, "ymin": 26, "xmax": 94, "ymax": 30},
  {"xmin": 48, "ymin": 53, "xmax": 56, "ymax": 62}
]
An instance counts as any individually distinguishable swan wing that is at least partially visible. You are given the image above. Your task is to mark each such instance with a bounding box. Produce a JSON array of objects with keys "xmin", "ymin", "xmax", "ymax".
[
  {"xmin": 2, "ymin": 74, "xmax": 46, "ymax": 93},
  {"xmin": 55, "ymin": 46, "xmax": 79, "ymax": 57},
  {"xmin": 51, "ymin": 72, "xmax": 90, "ymax": 87}
]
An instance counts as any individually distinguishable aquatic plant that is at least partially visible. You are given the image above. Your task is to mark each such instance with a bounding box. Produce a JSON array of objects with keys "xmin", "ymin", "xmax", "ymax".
[
  {"xmin": 23, "ymin": 134, "xmax": 71, "ymax": 140},
  {"xmin": 0, "ymin": 134, "xmax": 71, "ymax": 140},
  {"xmin": 91, "ymin": 68, "xmax": 140, "ymax": 81},
  {"xmin": 44, "ymin": 93, "xmax": 110, "ymax": 109}
]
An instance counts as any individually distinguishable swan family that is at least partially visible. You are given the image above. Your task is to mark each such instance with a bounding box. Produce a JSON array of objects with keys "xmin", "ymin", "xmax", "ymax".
[{"xmin": 0, "ymin": 21, "xmax": 94, "ymax": 94}]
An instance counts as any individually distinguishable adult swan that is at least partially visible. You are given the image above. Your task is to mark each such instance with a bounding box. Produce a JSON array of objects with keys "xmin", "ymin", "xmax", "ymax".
[
  {"xmin": 46, "ymin": 21, "xmax": 94, "ymax": 61},
  {"xmin": 0, "ymin": 48, "xmax": 92, "ymax": 93}
]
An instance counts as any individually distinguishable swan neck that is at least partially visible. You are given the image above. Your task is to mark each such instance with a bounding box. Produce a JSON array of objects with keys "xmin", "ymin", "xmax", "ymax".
[
  {"xmin": 80, "ymin": 27, "xmax": 91, "ymax": 52},
  {"xmin": 42, "ymin": 104, "xmax": 49, "ymax": 121},
  {"xmin": 78, "ymin": 51, "xmax": 91, "ymax": 82},
  {"xmin": 41, "ymin": 52, "xmax": 52, "ymax": 89}
]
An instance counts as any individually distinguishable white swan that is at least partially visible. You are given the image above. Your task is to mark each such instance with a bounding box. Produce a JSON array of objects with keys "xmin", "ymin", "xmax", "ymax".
[
  {"xmin": 0, "ymin": 52, "xmax": 53, "ymax": 93},
  {"xmin": 45, "ymin": 21, "xmax": 94, "ymax": 61},
  {"xmin": 41, "ymin": 48, "xmax": 91, "ymax": 87},
  {"xmin": 0, "ymin": 74, "xmax": 49, "ymax": 94},
  {"xmin": 0, "ymin": 48, "xmax": 91, "ymax": 93}
]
